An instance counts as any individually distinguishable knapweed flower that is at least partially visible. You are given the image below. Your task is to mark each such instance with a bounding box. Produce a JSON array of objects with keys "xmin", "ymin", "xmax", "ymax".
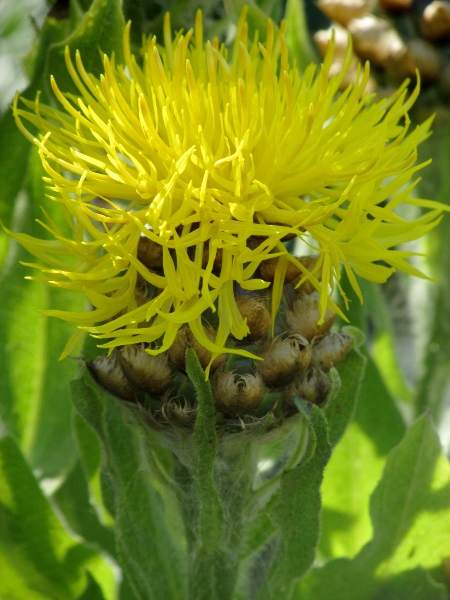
[{"xmin": 9, "ymin": 8, "xmax": 446, "ymax": 367}]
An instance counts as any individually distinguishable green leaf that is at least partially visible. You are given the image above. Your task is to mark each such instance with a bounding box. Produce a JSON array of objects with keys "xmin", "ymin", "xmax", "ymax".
[
  {"xmin": 224, "ymin": 0, "xmax": 278, "ymax": 39},
  {"xmin": 77, "ymin": 573, "xmax": 106, "ymax": 600},
  {"xmin": 319, "ymin": 352, "xmax": 407, "ymax": 561},
  {"xmin": 319, "ymin": 421, "xmax": 388, "ymax": 560},
  {"xmin": 45, "ymin": 0, "xmax": 125, "ymax": 97},
  {"xmin": 186, "ymin": 349, "xmax": 224, "ymax": 551},
  {"xmin": 355, "ymin": 353, "xmax": 406, "ymax": 455},
  {"xmin": 298, "ymin": 415, "xmax": 450, "ymax": 600},
  {"xmin": 72, "ymin": 410, "xmax": 114, "ymax": 525},
  {"xmin": 325, "ymin": 348, "xmax": 366, "ymax": 447},
  {"xmin": 284, "ymin": 0, "xmax": 318, "ymax": 72},
  {"xmin": 52, "ymin": 460, "xmax": 116, "ymax": 558},
  {"xmin": 259, "ymin": 401, "xmax": 331, "ymax": 599},
  {"xmin": 0, "ymin": 149, "xmax": 85, "ymax": 479},
  {"xmin": 0, "ymin": 18, "xmax": 68, "ymax": 228},
  {"xmin": 0, "ymin": 433, "xmax": 104, "ymax": 600},
  {"xmin": 185, "ymin": 349, "xmax": 233, "ymax": 600},
  {"xmin": 337, "ymin": 271, "xmax": 413, "ymax": 404},
  {"xmin": 71, "ymin": 365, "xmax": 187, "ymax": 600}
]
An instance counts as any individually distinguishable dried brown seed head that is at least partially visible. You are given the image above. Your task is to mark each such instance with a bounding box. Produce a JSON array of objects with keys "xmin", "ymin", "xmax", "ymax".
[
  {"xmin": 285, "ymin": 292, "xmax": 336, "ymax": 341},
  {"xmin": 258, "ymin": 334, "xmax": 311, "ymax": 388},
  {"xmin": 90, "ymin": 353, "xmax": 135, "ymax": 401},
  {"xmin": 311, "ymin": 332, "xmax": 353, "ymax": 372},
  {"xmin": 119, "ymin": 345, "xmax": 172, "ymax": 395},
  {"xmin": 212, "ymin": 371, "xmax": 265, "ymax": 415},
  {"xmin": 168, "ymin": 325, "xmax": 226, "ymax": 372},
  {"xmin": 235, "ymin": 295, "xmax": 271, "ymax": 342}
]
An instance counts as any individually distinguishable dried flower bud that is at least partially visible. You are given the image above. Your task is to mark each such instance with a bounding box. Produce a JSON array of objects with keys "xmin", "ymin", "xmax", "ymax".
[
  {"xmin": 311, "ymin": 332, "xmax": 353, "ymax": 372},
  {"xmin": 212, "ymin": 371, "xmax": 265, "ymax": 415},
  {"xmin": 420, "ymin": 1, "xmax": 450, "ymax": 40},
  {"xmin": 137, "ymin": 236, "xmax": 163, "ymax": 270},
  {"xmin": 161, "ymin": 400, "xmax": 196, "ymax": 426},
  {"xmin": 348, "ymin": 16, "xmax": 405, "ymax": 66},
  {"xmin": 258, "ymin": 334, "xmax": 311, "ymax": 388},
  {"xmin": 289, "ymin": 366, "xmax": 332, "ymax": 406},
  {"xmin": 90, "ymin": 353, "xmax": 135, "ymax": 401},
  {"xmin": 285, "ymin": 292, "xmax": 336, "ymax": 341},
  {"xmin": 235, "ymin": 295, "xmax": 271, "ymax": 341},
  {"xmin": 169, "ymin": 325, "xmax": 226, "ymax": 371},
  {"xmin": 318, "ymin": 0, "xmax": 370, "ymax": 26},
  {"xmin": 119, "ymin": 345, "xmax": 172, "ymax": 395}
]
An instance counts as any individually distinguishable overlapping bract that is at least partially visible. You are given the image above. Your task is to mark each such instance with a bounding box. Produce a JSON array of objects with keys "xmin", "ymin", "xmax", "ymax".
[{"xmin": 11, "ymin": 9, "xmax": 444, "ymax": 360}]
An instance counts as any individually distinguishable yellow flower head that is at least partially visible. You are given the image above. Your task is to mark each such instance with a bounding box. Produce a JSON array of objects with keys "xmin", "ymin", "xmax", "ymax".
[{"xmin": 10, "ymin": 9, "xmax": 446, "ymax": 364}]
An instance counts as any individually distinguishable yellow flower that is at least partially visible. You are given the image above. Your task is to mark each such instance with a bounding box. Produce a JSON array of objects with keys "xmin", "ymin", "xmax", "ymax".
[{"xmin": 9, "ymin": 9, "xmax": 447, "ymax": 365}]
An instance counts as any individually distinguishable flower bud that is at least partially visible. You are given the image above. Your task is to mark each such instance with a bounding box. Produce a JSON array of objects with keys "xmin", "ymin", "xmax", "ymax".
[
  {"xmin": 89, "ymin": 353, "xmax": 135, "ymax": 401},
  {"xmin": 386, "ymin": 39, "xmax": 440, "ymax": 83},
  {"xmin": 161, "ymin": 399, "xmax": 196, "ymax": 426},
  {"xmin": 137, "ymin": 236, "xmax": 163, "ymax": 270},
  {"xmin": 212, "ymin": 371, "xmax": 265, "ymax": 415},
  {"xmin": 318, "ymin": 0, "xmax": 370, "ymax": 26},
  {"xmin": 285, "ymin": 292, "xmax": 336, "ymax": 342},
  {"xmin": 420, "ymin": 1, "xmax": 450, "ymax": 40},
  {"xmin": 315, "ymin": 26, "xmax": 351, "ymax": 59},
  {"xmin": 258, "ymin": 334, "xmax": 311, "ymax": 388},
  {"xmin": 260, "ymin": 255, "xmax": 320, "ymax": 287},
  {"xmin": 119, "ymin": 345, "xmax": 172, "ymax": 395},
  {"xmin": 288, "ymin": 366, "xmax": 332, "ymax": 406},
  {"xmin": 314, "ymin": 29, "xmax": 377, "ymax": 93},
  {"xmin": 235, "ymin": 295, "xmax": 271, "ymax": 341},
  {"xmin": 169, "ymin": 325, "xmax": 226, "ymax": 371},
  {"xmin": 348, "ymin": 16, "xmax": 405, "ymax": 67},
  {"xmin": 291, "ymin": 256, "xmax": 322, "ymax": 295},
  {"xmin": 311, "ymin": 332, "xmax": 353, "ymax": 372}
]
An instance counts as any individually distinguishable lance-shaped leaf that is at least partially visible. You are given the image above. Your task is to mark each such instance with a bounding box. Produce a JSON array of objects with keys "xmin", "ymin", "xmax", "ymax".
[
  {"xmin": 325, "ymin": 348, "xmax": 366, "ymax": 447},
  {"xmin": 0, "ymin": 150, "xmax": 85, "ymax": 479},
  {"xmin": 298, "ymin": 414, "xmax": 450, "ymax": 600},
  {"xmin": 320, "ymin": 352, "xmax": 406, "ymax": 560},
  {"xmin": 0, "ymin": 432, "xmax": 112, "ymax": 599},
  {"xmin": 71, "ymin": 365, "xmax": 187, "ymax": 600}
]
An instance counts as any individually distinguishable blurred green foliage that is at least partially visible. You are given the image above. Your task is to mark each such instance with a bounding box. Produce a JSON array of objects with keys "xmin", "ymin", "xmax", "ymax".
[{"xmin": 0, "ymin": 0, "xmax": 449, "ymax": 598}]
